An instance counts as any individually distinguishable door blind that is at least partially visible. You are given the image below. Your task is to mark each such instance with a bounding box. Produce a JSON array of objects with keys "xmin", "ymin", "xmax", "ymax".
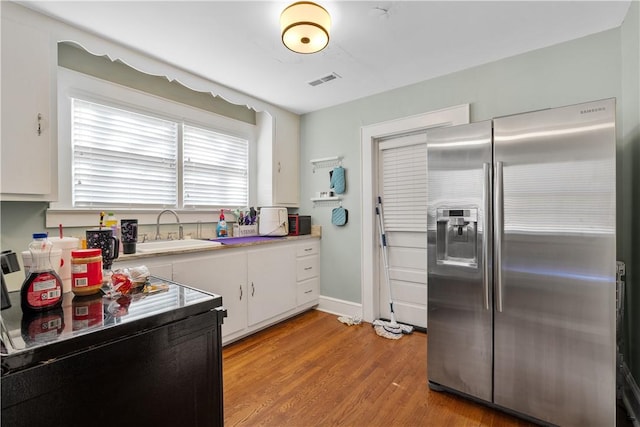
[
  {"xmin": 72, "ymin": 98, "xmax": 178, "ymax": 208},
  {"xmin": 379, "ymin": 133, "xmax": 428, "ymax": 232}
]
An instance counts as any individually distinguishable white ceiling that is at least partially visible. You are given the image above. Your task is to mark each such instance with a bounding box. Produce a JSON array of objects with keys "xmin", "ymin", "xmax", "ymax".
[{"xmin": 19, "ymin": 1, "xmax": 631, "ymax": 114}]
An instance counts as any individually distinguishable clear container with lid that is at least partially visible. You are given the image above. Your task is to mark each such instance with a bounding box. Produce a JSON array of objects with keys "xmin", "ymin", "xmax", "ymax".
[{"xmin": 71, "ymin": 248, "xmax": 103, "ymax": 296}]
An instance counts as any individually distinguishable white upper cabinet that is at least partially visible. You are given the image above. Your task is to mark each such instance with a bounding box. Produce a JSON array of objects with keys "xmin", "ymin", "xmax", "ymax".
[
  {"xmin": 1, "ymin": 13, "xmax": 58, "ymax": 201},
  {"xmin": 256, "ymin": 110, "xmax": 300, "ymax": 207}
]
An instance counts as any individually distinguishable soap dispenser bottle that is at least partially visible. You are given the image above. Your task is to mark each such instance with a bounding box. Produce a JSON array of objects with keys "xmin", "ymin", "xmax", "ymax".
[{"xmin": 216, "ymin": 209, "xmax": 228, "ymax": 238}]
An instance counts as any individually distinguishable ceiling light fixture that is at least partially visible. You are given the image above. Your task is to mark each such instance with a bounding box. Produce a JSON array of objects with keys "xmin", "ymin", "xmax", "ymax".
[{"xmin": 281, "ymin": 1, "xmax": 331, "ymax": 54}]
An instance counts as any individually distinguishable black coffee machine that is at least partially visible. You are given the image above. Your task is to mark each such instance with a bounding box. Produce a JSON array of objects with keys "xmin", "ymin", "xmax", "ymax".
[{"xmin": 1, "ymin": 250, "xmax": 20, "ymax": 310}]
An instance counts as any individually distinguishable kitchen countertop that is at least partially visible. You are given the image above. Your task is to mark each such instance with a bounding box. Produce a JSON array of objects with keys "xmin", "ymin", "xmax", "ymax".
[
  {"xmin": 1, "ymin": 276, "xmax": 226, "ymax": 427},
  {"xmin": 0, "ymin": 276, "xmax": 224, "ymax": 375},
  {"xmin": 117, "ymin": 233, "xmax": 319, "ymax": 261}
]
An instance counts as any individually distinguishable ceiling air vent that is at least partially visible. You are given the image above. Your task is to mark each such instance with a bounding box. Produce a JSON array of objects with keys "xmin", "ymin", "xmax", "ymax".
[{"xmin": 308, "ymin": 72, "xmax": 341, "ymax": 87}]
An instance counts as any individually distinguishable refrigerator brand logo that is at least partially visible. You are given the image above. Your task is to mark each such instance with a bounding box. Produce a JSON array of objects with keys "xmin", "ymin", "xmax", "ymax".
[{"xmin": 580, "ymin": 107, "xmax": 606, "ymax": 114}]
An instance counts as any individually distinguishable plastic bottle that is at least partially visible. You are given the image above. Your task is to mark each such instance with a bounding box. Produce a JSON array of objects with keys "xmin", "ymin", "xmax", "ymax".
[
  {"xmin": 21, "ymin": 233, "xmax": 64, "ymax": 312},
  {"xmin": 216, "ymin": 209, "xmax": 228, "ymax": 238},
  {"xmin": 105, "ymin": 212, "xmax": 118, "ymax": 236},
  {"xmin": 105, "ymin": 212, "xmax": 121, "ymax": 253}
]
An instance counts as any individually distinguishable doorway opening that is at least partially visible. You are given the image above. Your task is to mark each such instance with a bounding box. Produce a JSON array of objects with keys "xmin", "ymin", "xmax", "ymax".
[{"xmin": 360, "ymin": 104, "xmax": 469, "ymax": 325}]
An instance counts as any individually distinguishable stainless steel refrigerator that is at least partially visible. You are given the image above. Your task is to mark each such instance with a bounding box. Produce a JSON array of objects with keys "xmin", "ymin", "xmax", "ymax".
[{"xmin": 426, "ymin": 98, "xmax": 616, "ymax": 426}]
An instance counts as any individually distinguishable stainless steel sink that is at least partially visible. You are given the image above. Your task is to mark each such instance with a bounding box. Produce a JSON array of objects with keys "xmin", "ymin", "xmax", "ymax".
[{"xmin": 136, "ymin": 239, "xmax": 222, "ymax": 254}]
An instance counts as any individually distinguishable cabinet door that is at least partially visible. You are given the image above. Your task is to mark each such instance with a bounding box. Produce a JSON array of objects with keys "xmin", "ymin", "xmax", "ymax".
[
  {"xmin": 247, "ymin": 244, "xmax": 296, "ymax": 326},
  {"xmin": 273, "ymin": 112, "xmax": 300, "ymax": 206},
  {"xmin": 173, "ymin": 252, "xmax": 247, "ymax": 338},
  {"xmin": 1, "ymin": 17, "xmax": 55, "ymax": 198}
]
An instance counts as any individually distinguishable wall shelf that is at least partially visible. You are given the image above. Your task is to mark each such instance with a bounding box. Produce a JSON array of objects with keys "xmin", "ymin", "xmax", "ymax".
[
  {"xmin": 310, "ymin": 156, "xmax": 342, "ymax": 172},
  {"xmin": 310, "ymin": 196, "xmax": 342, "ymax": 207}
]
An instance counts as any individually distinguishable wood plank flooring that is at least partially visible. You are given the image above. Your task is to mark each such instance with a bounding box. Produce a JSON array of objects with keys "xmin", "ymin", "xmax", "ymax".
[{"xmin": 223, "ymin": 309, "xmax": 535, "ymax": 427}]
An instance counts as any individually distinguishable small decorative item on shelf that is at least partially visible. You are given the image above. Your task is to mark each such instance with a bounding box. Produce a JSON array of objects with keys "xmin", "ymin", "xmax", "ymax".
[{"xmin": 317, "ymin": 191, "xmax": 334, "ymax": 198}]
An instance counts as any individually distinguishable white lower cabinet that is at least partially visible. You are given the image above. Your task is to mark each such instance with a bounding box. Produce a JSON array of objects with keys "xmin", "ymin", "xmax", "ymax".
[
  {"xmin": 296, "ymin": 241, "xmax": 320, "ymax": 307},
  {"xmin": 172, "ymin": 250, "xmax": 248, "ymax": 339},
  {"xmin": 247, "ymin": 244, "xmax": 297, "ymax": 326},
  {"xmin": 112, "ymin": 238, "xmax": 319, "ymax": 345}
]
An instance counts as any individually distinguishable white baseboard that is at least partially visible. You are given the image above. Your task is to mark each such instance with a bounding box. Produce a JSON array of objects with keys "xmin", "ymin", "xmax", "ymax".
[
  {"xmin": 622, "ymin": 361, "xmax": 640, "ymax": 426},
  {"xmin": 316, "ymin": 295, "xmax": 363, "ymax": 319}
]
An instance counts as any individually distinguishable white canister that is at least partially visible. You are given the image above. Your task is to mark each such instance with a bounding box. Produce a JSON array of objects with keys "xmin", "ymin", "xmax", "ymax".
[{"xmin": 45, "ymin": 236, "xmax": 79, "ymax": 294}]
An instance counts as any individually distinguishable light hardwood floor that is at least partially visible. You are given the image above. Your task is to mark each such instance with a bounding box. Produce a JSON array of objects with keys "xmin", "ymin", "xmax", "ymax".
[{"xmin": 223, "ymin": 309, "xmax": 535, "ymax": 427}]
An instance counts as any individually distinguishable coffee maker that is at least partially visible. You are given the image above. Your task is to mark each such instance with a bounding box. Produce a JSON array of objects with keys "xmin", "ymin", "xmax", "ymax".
[{"xmin": 1, "ymin": 250, "xmax": 20, "ymax": 310}]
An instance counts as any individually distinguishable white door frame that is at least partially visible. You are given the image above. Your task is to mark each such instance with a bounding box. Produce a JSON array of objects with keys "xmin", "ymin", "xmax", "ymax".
[{"xmin": 360, "ymin": 104, "xmax": 470, "ymax": 323}]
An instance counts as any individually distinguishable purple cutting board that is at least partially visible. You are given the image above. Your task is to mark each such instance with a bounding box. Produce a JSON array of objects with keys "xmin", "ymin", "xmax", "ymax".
[{"xmin": 211, "ymin": 236, "xmax": 285, "ymax": 245}]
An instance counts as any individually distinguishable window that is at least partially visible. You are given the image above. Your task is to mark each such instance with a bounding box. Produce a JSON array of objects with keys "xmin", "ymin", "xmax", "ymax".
[
  {"xmin": 183, "ymin": 125, "xmax": 248, "ymax": 207},
  {"xmin": 72, "ymin": 99, "xmax": 179, "ymax": 208},
  {"xmin": 56, "ymin": 67, "xmax": 254, "ymax": 213}
]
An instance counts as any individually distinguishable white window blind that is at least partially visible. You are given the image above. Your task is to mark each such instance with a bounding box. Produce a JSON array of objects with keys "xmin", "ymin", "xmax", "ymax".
[
  {"xmin": 72, "ymin": 98, "xmax": 178, "ymax": 208},
  {"xmin": 379, "ymin": 133, "xmax": 428, "ymax": 232},
  {"xmin": 183, "ymin": 125, "xmax": 248, "ymax": 207}
]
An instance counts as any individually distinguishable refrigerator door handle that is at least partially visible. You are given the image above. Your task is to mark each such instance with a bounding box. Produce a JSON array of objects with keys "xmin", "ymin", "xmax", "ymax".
[
  {"xmin": 483, "ymin": 163, "xmax": 491, "ymax": 311},
  {"xmin": 495, "ymin": 161, "xmax": 504, "ymax": 313}
]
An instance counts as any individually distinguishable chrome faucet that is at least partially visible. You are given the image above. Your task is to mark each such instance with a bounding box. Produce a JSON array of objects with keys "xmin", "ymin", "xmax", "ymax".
[{"xmin": 155, "ymin": 209, "xmax": 184, "ymax": 240}]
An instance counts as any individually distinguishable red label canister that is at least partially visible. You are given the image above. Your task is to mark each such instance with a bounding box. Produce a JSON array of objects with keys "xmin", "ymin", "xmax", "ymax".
[{"xmin": 71, "ymin": 249, "xmax": 103, "ymax": 296}]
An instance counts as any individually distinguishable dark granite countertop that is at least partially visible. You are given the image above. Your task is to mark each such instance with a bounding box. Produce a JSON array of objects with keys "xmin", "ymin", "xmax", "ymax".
[{"xmin": 0, "ymin": 276, "xmax": 223, "ymax": 376}]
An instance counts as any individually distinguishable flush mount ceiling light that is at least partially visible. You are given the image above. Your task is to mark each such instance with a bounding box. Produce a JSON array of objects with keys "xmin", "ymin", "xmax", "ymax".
[{"xmin": 281, "ymin": 1, "xmax": 331, "ymax": 54}]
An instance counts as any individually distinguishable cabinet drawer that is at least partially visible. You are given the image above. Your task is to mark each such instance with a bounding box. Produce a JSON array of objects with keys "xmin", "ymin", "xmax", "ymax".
[
  {"xmin": 297, "ymin": 277, "xmax": 319, "ymax": 305},
  {"xmin": 296, "ymin": 255, "xmax": 319, "ymax": 281},
  {"xmin": 297, "ymin": 241, "xmax": 319, "ymax": 257}
]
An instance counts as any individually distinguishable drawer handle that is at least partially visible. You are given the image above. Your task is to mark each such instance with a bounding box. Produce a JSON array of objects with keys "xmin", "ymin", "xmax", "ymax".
[
  {"xmin": 304, "ymin": 267, "xmax": 313, "ymax": 271},
  {"xmin": 251, "ymin": 282, "xmax": 255, "ymax": 297},
  {"xmin": 239, "ymin": 284, "xmax": 243, "ymax": 301},
  {"xmin": 304, "ymin": 248, "xmax": 312, "ymax": 252},
  {"xmin": 304, "ymin": 290, "xmax": 313, "ymax": 294}
]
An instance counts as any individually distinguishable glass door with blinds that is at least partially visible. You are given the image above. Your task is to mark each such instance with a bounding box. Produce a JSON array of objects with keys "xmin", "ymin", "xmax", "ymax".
[{"xmin": 377, "ymin": 132, "xmax": 428, "ymax": 328}]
